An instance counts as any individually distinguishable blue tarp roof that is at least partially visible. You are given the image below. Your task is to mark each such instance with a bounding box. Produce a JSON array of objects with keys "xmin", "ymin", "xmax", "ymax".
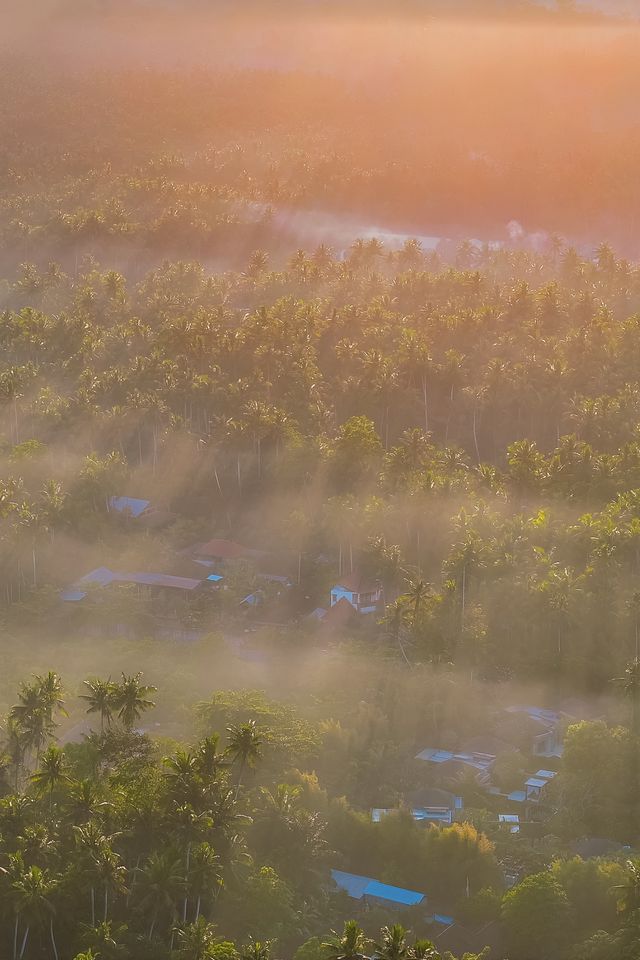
[
  {"xmin": 61, "ymin": 590, "xmax": 87, "ymax": 602},
  {"xmin": 506, "ymin": 705, "xmax": 560, "ymax": 725},
  {"xmin": 416, "ymin": 747, "xmax": 495, "ymax": 771},
  {"xmin": 331, "ymin": 870, "xmax": 372, "ymax": 899},
  {"xmin": 207, "ymin": 574, "xmax": 224, "ymax": 582},
  {"xmin": 432, "ymin": 915, "xmax": 454, "ymax": 926},
  {"xmin": 331, "ymin": 870, "xmax": 425, "ymax": 906},
  {"xmin": 508, "ymin": 790, "xmax": 527, "ymax": 803},
  {"xmin": 365, "ymin": 880, "xmax": 424, "ymax": 906},
  {"xmin": 526, "ymin": 777, "xmax": 548, "ymax": 788},
  {"xmin": 109, "ymin": 496, "xmax": 151, "ymax": 518},
  {"xmin": 371, "ymin": 808, "xmax": 452, "ymax": 824},
  {"xmin": 535, "ymin": 769, "xmax": 556, "ymax": 779}
]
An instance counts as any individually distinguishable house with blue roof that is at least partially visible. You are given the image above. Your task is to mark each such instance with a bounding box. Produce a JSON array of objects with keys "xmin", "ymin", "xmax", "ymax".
[
  {"xmin": 330, "ymin": 870, "xmax": 425, "ymax": 908},
  {"xmin": 372, "ymin": 806, "xmax": 455, "ymax": 825},
  {"xmin": 108, "ymin": 496, "xmax": 152, "ymax": 519},
  {"xmin": 61, "ymin": 567, "xmax": 213, "ymax": 606},
  {"xmin": 501, "ymin": 706, "xmax": 566, "ymax": 757},
  {"xmin": 330, "ymin": 571, "xmax": 383, "ymax": 615}
]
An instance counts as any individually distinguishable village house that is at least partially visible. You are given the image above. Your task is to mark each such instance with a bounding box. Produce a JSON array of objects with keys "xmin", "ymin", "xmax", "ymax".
[
  {"xmin": 61, "ymin": 566, "xmax": 211, "ymax": 604},
  {"xmin": 108, "ymin": 495, "xmax": 173, "ymax": 527},
  {"xmin": 499, "ymin": 705, "xmax": 566, "ymax": 758},
  {"xmin": 329, "ymin": 571, "xmax": 383, "ymax": 614}
]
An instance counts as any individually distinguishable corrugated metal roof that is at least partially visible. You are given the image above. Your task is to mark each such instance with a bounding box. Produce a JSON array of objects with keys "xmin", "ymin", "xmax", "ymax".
[
  {"xmin": 416, "ymin": 748, "xmax": 495, "ymax": 770},
  {"xmin": 79, "ymin": 567, "xmax": 117, "ymax": 586},
  {"xmin": 526, "ymin": 777, "xmax": 548, "ymax": 788},
  {"xmin": 331, "ymin": 870, "xmax": 372, "ymax": 899},
  {"xmin": 330, "ymin": 870, "xmax": 425, "ymax": 906},
  {"xmin": 118, "ymin": 572, "xmax": 201, "ymax": 590},
  {"xmin": 364, "ymin": 880, "xmax": 424, "ymax": 906},
  {"xmin": 507, "ymin": 790, "xmax": 527, "ymax": 803},
  {"xmin": 371, "ymin": 808, "xmax": 453, "ymax": 824},
  {"xmin": 73, "ymin": 567, "xmax": 202, "ymax": 592},
  {"xmin": 109, "ymin": 496, "xmax": 151, "ymax": 518}
]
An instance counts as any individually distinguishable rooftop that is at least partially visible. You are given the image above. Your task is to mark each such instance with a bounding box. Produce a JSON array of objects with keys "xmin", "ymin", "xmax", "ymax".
[
  {"xmin": 108, "ymin": 496, "xmax": 151, "ymax": 518},
  {"xmin": 331, "ymin": 870, "xmax": 425, "ymax": 906},
  {"xmin": 333, "ymin": 571, "xmax": 381, "ymax": 594},
  {"xmin": 416, "ymin": 748, "xmax": 496, "ymax": 771},
  {"xmin": 63, "ymin": 566, "xmax": 203, "ymax": 600}
]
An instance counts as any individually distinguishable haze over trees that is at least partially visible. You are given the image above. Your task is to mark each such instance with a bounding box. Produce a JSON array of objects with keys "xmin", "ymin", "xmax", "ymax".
[{"xmin": 2, "ymin": 2, "xmax": 640, "ymax": 959}]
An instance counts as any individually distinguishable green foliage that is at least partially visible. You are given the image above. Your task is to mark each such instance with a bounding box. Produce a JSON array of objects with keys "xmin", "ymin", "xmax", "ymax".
[{"xmin": 502, "ymin": 872, "xmax": 571, "ymax": 958}]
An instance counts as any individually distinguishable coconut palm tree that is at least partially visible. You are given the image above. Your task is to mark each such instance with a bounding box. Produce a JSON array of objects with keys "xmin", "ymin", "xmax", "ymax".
[
  {"xmin": 93, "ymin": 846, "xmax": 127, "ymax": 922},
  {"xmin": 188, "ymin": 843, "xmax": 222, "ymax": 922},
  {"xmin": 241, "ymin": 939, "xmax": 273, "ymax": 960},
  {"xmin": 11, "ymin": 864, "xmax": 58, "ymax": 960},
  {"xmin": 81, "ymin": 678, "xmax": 117, "ymax": 733},
  {"xmin": 30, "ymin": 746, "xmax": 71, "ymax": 811},
  {"xmin": 226, "ymin": 720, "xmax": 264, "ymax": 800},
  {"xmin": 375, "ymin": 925, "xmax": 408, "ymax": 960},
  {"xmin": 173, "ymin": 917, "xmax": 219, "ymax": 960},
  {"xmin": 612, "ymin": 658, "xmax": 640, "ymax": 736},
  {"xmin": 113, "ymin": 673, "xmax": 156, "ymax": 731},
  {"xmin": 408, "ymin": 941, "xmax": 439, "ymax": 960},
  {"xmin": 136, "ymin": 850, "xmax": 185, "ymax": 941},
  {"xmin": 614, "ymin": 860, "xmax": 640, "ymax": 916},
  {"xmin": 323, "ymin": 920, "xmax": 368, "ymax": 960}
]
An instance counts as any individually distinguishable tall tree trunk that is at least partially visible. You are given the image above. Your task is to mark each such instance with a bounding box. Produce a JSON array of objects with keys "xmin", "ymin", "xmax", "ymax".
[
  {"xmin": 13, "ymin": 915, "xmax": 19, "ymax": 960},
  {"xmin": 472, "ymin": 404, "xmax": 480, "ymax": 463},
  {"xmin": 195, "ymin": 895, "xmax": 201, "ymax": 921},
  {"xmin": 234, "ymin": 758, "xmax": 246, "ymax": 802},
  {"xmin": 422, "ymin": 375, "xmax": 429, "ymax": 433},
  {"xmin": 50, "ymin": 919, "xmax": 59, "ymax": 960},
  {"xmin": 19, "ymin": 928, "xmax": 29, "ymax": 960},
  {"xmin": 91, "ymin": 887, "xmax": 95, "ymax": 925},
  {"xmin": 183, "ymin": 842, "xmax": 192, "ymax": 923},
  {"xmin": 104, "ymin": 885, "xmax": 108, "ymax": 921}
]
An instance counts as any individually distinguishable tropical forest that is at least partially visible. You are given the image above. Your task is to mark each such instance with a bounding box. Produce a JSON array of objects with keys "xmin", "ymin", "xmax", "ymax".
[{"xmin": 1, "ymin": 2, "xmax": 640, "ymax": 959}]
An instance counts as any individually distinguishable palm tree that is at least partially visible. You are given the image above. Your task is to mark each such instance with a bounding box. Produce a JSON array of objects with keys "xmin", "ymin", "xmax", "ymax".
[
  {"xmin": 323, "ymin": 920, "xmax": 368, "ymax": 960},
  {"xmin": 173, "ymin": 917, "xmax": 219, "ymax": 960},
  {"xmin": 380, "ymin": 598, "xmax": 411, "ymax": 665},
  {"xmin": 612, "ymin": 659, "xmax": 640, "ymax": 736},
  {"xmin": 226, "ymin": 720, "xmax": 264, "ymax": 800},
  {"xmin": 67, "ymin": 778, "xmax": 111, "ymax": 824},
  {"xmin": 408, "ymin": 941, "xmax": 438, "ymax": 960},
  {"xmin": 30, "ymin": 746, "xmax": 71, "ymax": 810},
  {"xmin": 35, "ymin": 673, "xmax": 67, "ymax": 725},
  {"xmin": 241, "ymin": 939, "xmax": 273, "ymax": 960},
  {"xmin": 194, "ymin": 733, "xmax": 227, "ymax": 782},
  {"xmin": 10, "ymin": 682, "xmax": 55, "ymax": 769},
  {"xmin": 189, "ymin": 843, "xmax": 222, "ymax": 922},
  {"xmin": 404, "ymin": 578, "xmax": 430, "ymax": 623},
  {"xmin": 94, "ymin": 846, "xmax": 127, "ymax": 922},
  {"xmin": 76, "ymin": 921, "xmax": 128, "ymax": 960},
  {"xmin": 614, "ymin": 860, "xmax": 640, "ymax": 916},
  {"xmin": 11, "ymin": 864, "xmax": 58, "ymax": 960},
  {"xmin": 113, "ymin": 673, "xmax": 157, "ymax": 731},
  {"xmin": 81, "ymin": 678, "xmax": 117, "ymax": 733},
  {"xmin": 375, "ymin": 925, "xmax": 408, "ymax": 960},
  {"xmin": 136, "ymin": 850, "xmax": 185, "ymax": 940}
]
